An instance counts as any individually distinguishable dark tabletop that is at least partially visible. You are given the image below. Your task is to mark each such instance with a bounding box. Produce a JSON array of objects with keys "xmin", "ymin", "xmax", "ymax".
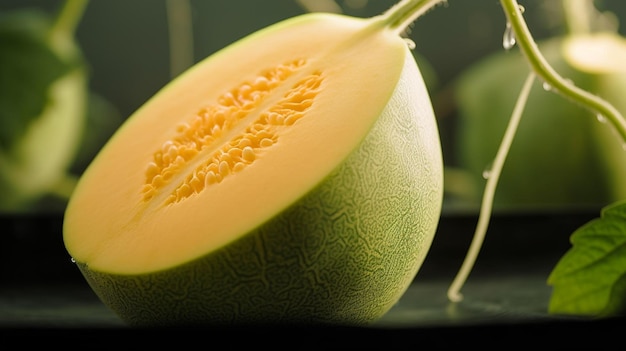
[{"xmin": 1, "ymin": 211, "xmax": 624, "ymax": 346}]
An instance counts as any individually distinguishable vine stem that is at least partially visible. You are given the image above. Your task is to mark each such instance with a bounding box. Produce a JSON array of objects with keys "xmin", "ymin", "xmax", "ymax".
[
  {"xmin": 49, "ymin": 0, "xmax": 88, "ymax": 40},
  {"xmin": 376, "ymin": 0, "xmax": 447, "ymax": 35},
  {"xmin": 447, "ymin": 73, "xmax": 536, "ymax": 302},
  {"xmin": 166, "ymin": 0, "xmax": 194, "ymax": 79},
  {"xmin": 448, "ymin": 0, "xmax": 626, "ymax": 302},
  {"xmin": 500, "ymin": 0, "xmax": 626, "ymax": 142},
  {"xmin": 48, "ymin": 0, "xmax": 88, "ymax": 59}
]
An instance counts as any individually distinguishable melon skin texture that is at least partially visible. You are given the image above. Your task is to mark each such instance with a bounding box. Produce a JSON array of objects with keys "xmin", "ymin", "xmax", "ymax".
[{"xmin": 64, "ymin": 12, "xmax": 443, "ymax": 327}]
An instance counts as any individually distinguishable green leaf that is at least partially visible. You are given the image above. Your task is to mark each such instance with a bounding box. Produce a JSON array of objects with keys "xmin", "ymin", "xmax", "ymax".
[
  {"xmin": 548, "ymin": 200, "xmax": 626, "ymax": 317},
  {"xmin": 0, "ymin": 9, "xmax": 75, "ymax": 152}
]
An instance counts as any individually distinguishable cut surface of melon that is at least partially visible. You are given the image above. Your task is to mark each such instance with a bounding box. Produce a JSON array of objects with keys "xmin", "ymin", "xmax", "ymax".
[{"xmin": 65, "ymin": 14, "xmax": 413, "ymax": 273}]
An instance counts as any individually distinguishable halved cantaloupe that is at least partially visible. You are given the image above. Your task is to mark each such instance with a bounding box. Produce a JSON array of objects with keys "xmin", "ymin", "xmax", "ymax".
[{"xmin": 63, "ymin": 2, "xmax": 443, "ymax": 327}]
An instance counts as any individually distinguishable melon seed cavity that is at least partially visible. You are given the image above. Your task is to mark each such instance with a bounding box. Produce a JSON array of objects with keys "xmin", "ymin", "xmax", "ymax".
[{"xmin": 140, "ymin": 59, "xmax": 324, "ymax": 205}]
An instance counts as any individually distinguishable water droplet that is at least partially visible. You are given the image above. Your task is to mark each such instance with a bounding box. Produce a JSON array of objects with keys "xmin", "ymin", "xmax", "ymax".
[
  {"xmin": 502, "ymin": 22, "xmax": 516, "ymax": 50},
  {"xmin": 597, "ymin": 114, "xmax": 607, "ymax": 123},
  {"xmin": 518, "ymin": 4, "xmax": 526, "ymax": 13},
  {"xmin": 482, "ymin": 161, "xmax": 494, "ymax": 179},
  {"xmin": 70, "ymin": 257, "xmax": 76, "ymax": 263},
  {"xmin": 404, "ymin": 38, "xmax": 416, "ymax": 50},
  {"xmin": 542, "ymin": 81, "xmax": 552, "ymax": 91}
]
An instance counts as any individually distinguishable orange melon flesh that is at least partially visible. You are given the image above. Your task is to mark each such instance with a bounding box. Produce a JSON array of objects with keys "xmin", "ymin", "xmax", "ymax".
[{"xmin": 64, "ymin": 14, "xmax": 406, "ymax": 274}]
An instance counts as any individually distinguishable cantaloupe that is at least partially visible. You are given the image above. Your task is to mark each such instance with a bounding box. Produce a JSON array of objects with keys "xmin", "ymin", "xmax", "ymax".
[{"xmin": 63, "ymin": 0, "xmax": 444, "ymax": 327}]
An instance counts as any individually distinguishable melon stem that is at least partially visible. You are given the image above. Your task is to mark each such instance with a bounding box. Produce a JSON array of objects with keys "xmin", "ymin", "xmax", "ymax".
[{"xmin": 378, "ymin": 0, "xmax": 447, "ymax": 35}]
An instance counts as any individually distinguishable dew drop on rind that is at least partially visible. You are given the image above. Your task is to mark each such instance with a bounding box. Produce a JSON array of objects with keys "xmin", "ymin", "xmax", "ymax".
[{"xmin": 403, "ymin": 38, "xmax": 416, "ymax": 50}]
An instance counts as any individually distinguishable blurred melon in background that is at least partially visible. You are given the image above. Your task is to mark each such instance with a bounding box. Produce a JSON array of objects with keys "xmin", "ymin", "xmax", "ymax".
[
  {"xmin": 0, "ymin": 0, "xmax": 122, "ymax": 213},
  {"xmin": 447, "ymin": 0, "xmax": 626, "ymax": 212}
]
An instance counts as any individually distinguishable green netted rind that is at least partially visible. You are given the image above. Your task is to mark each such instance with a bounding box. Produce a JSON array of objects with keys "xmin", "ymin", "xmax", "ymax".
[{"xmin": 78, "ymin": 50, "xmax": 443, "ymax": 327}]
